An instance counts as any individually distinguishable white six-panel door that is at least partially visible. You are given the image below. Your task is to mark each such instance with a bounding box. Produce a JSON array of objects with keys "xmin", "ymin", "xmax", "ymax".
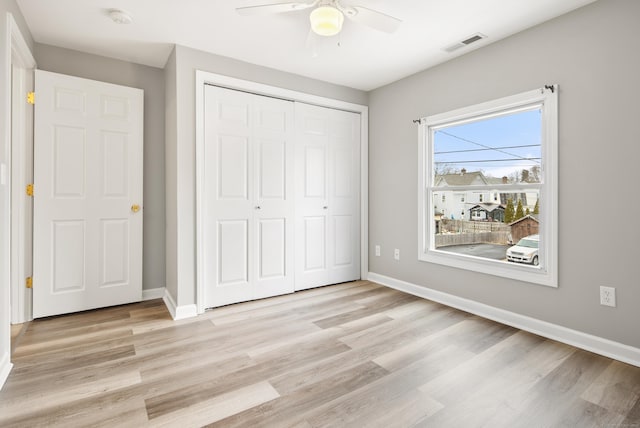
[
  {"xmin": 203, "ymin": 85, "xmax": 295, "ymax": 308},
  {"xmin": 294, "ymin": 103, "xmax": 361, "ymax": 291},
  {"xmin": 33, "ymin": 70, "xmax": 144, "ymax": 318}
]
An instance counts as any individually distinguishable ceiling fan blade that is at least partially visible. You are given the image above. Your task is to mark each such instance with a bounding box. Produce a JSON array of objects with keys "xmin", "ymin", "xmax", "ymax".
[
  {"xmin": 347, "ymin": 5, "xmax": 401, "ymax": 33},
  {"xmin": 305, "ymin": 29, "xmax": 319, "ymax": 58},
  {"xmin": 236, "ymin": 1, "xmax": 316, "ymax": 16}
]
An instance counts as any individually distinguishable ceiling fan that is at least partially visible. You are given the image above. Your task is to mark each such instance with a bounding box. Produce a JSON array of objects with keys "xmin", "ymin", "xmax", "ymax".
[{"xmin": 236, "ymin": 0, "xmax": 402, "ymax": 37}]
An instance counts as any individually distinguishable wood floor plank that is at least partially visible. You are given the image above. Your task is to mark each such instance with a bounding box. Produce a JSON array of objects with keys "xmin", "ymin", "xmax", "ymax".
[
  {"xmin": 420, "ymin": 338, "xmax": 575, "ymax": 427},
  {"xmin": 144, "ymin": 339, "xmax": 352, "ymax": 420},
  {"xmin": 208, "ymin": 361, "xmax": 390, "ymax": 428},
  {"xmin": 491, "ymin": 348, "xmax": 613, "ymax": 428},
  {"xmin": 4, "ymin": 344, "xmax": 137, "ymax": 386},
  {"xmin": 0, "ymin": 396, "xmax": 150, "ymax": 428},
  {"xmin": 580, "ymin": 359, "xmax": 640, "ymax": 415},
  {"xmin": 417, "ymin": 330, "xmax": 546, "ymax": 406},
  {"xmin": 302, "ymin": 345, "xmax": 470, "ymax": 427},
  {"xmin": 148, "ymin": 381, "xmax": 280, "ymax": 428},
  {"xmin": 0, "ymin": 370, "xmax": 142, "ymax": 420},
  {"xmin": 2, "ymin": 281, "xmax": 639, "ymax": 427}
]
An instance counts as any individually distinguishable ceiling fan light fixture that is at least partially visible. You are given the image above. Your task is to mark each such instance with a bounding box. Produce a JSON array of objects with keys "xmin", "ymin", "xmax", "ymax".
[
  {"xmin": 310, "ymin": 6, "xmax": 344, "ymax": 37},
  {"xmin": 108, "ymin": 9, "xmax": 133, "ymax": 25}
]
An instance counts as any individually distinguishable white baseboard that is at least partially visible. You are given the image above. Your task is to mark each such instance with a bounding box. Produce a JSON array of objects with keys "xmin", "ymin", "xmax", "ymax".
[
  {"xmin": 142, "ymin": 287, "xmax": 166, "ymax": 301},
  {"xmin": 0, "ymin": 351, "xmax": 12, "ymax": 391},
  {"xmin": 368, "ymin": 272, "xmax": 640, "ymax": 368},
  {"xmin": 162, "ymin": 289, "xmax": 198, "ymax": 321}
]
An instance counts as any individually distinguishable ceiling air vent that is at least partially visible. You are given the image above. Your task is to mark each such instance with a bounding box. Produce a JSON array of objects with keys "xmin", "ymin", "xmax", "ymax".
[{"xmin": 444, "ymin": 33, "xmax": 487, "ymax": 53}]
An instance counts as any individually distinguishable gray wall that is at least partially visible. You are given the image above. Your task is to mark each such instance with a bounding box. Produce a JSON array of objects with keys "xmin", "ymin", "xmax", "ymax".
[
  {"xmin": 368, "ymin": 0, "xmax": 640, "ymax": 348},
  {"xmin": 165, "ymin": 44, "xmax": 368, "ymax": 306},
  {"xmin": 34, "ymin": 44, "xmax": 166, "ymax": 291}
]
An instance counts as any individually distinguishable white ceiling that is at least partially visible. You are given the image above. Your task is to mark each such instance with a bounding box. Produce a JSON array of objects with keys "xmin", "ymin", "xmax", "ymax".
[{"xmin": 16, "ymin": 0, "xmax": 597, "ymax": 91}]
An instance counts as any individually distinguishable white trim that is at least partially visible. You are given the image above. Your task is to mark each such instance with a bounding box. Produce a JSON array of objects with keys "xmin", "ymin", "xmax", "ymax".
[
  {"xmin": 8, "ymin": 15, "xmax": 35, "ymax": 69},
  {"xmin": 142, "ymin": 287, "xmax": 165, "ymax": 301},
  {"xmin": 418, "ymin": 87, "xmax": 558, "ymax": 288},
  {"xmin": 195, "ymin": 70, "xmax": 369, "ymax": 314},
  {"xmin": 10, "ymin": 66, "xmax": 33, "ymax": 324},
  {"xmin": 0, "ymin": 351, "xmax": 12, "ymax": 389},
  {"xmin": 368, "ymin": 272, "xmax": 640, "ymax": 368},
  {"xmin": 162, "ymin": 289, "xmax": 198, "ymax": 320},
  {"xmin": 360, "ymin": 109, "xmax": 369, "ymax": 280},
  {"xmin": 2, "ymin": 12, "xmax": 36, "ymax": 391},
  {"xmin": 7, "ymin": 12, "xmax": 36, "ymax": 324}
]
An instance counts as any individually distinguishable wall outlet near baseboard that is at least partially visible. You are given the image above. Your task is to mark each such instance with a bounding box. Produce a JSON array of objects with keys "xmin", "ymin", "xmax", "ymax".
[
  {"xmin": 600, "ymin": 286, "xmax": 616, "ymax": 307},
  {"xmin": 394, "ymin": 249, "xmax": 400, "ymax": 260}
]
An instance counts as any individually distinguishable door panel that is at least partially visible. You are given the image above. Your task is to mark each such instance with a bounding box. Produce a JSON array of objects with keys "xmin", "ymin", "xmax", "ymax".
[
  {"xmin": 304, "ymin": 145, "xmax": 327, "ymax": 198},
  {"xmin": 101, "ymin": 131, "xmax": 128, "ymax": 198},
  {"xmin": 327, "ymin": 111, "xmax": 360, "ymax": 284},
  {"xmin": 252, "ymin": 96, "xmax": 294, "ymax": 300},
  {"xmin": 304, "ymin": 216, "xmax": 326, "ymax": 270},
  {"xmin": 218, "ymin": 220, "xmax": 249, "ymax": 285},
  {"xmin": 53, "ymin": 126, "xmax": 85, "ymax": 197},
  {"xmin": 204, "ymin": 85, "xmax": 294, "ymax": 307},
  {"xmin": 52, "ymin": 220, "xmax": 85, "ymax": 292},
  {"xmin": 333, "ymin": 215, "xmax": 353, "ymax": 266},
  {"xmin": 258, "ymin": 140, "xmax": 285, "ymax": 200},
  {"xmin": 100, "ymin": 219, "xmax": 129, "ymax": 287},
  {"xmin": 257, "ymin": 218, "xmax": 286, "ymax": 279},
  {"xmin": 295, "ymin": 103, "xmax": 360, "ymax": 290},
  {"xmin": 33, "ymin": 70, "xmax": 143, "ymax": 318},
  {"xmin": 218, "ymin": 135, "xmax": 249, "ymax": 200}
]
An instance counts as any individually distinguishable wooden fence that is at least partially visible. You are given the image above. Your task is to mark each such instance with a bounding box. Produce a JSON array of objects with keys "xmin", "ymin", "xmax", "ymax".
[{"xmin": 436, "ymin": 219, "xmax": 512, "ymax": 246}]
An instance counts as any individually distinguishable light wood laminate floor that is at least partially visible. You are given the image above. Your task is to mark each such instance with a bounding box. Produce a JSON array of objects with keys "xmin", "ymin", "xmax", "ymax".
[{"xmin": 1, "ymin": 281, "xmax": 639, "ymax": 427}]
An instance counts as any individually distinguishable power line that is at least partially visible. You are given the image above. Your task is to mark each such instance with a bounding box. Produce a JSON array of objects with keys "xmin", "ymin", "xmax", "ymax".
[
  {"xmin": 435, "ymin": 158, "xmax": 541, "ymax": 164},
  {"xmin": 435, "ymin": 144, "xmax": 540, "ymax": 155},
  {"xmin": 437, "ymin": 130, "xmax": 541, "ymax": 164}
]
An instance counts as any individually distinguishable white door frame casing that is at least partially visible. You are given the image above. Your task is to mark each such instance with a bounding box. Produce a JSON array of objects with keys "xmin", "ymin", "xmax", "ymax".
[
  {"xmin": 10, "ymin": 50, "xmax": 35, "ymax": 324},
  {"xmin": 1, "ymin": 12, "xmax": 36, "ymax": 389},
  {"xmin": 195, "ymin": 70, "xmax": 369, "ymax": 314}
]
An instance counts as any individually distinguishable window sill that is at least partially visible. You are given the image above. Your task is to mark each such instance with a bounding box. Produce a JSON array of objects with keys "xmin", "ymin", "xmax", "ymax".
[{"xmin": 418, "ymin": 249, "xmax": 557, "ymax": 288}]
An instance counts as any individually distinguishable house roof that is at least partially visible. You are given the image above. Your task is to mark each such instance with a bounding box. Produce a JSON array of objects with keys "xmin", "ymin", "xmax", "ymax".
[
  {"xmin": 435, "ymin": 171, "xmax": 487, "ymax": 186},
  {"xmin": 508, "ymin": 215, "xmax": 540, "ymax": 226},
  {"xmin": 469, "ymin": 203, "xmax": 505, "ymax": 213},
  {"xmin": 435, "ymin": 170, "xmax": 506, "ymax": 187}
]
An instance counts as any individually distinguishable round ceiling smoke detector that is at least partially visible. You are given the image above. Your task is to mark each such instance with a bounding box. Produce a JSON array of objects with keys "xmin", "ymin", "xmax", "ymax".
[{"xmin": 108, "ymin": 9, "xmax": 133, "ymax": 24}]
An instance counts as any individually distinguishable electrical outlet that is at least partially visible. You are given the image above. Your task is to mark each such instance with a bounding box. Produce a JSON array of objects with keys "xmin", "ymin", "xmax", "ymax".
[
  {"xmin": 600, "ymin": 286, "xmax": 616, "ymax": 307},
  {"xmin": 394, "ymin": 249, "xmax": 400, "ymax": 260},
  {"xmin": 375, "ymin": 245, "xmax": 380, "ymax": 257}
]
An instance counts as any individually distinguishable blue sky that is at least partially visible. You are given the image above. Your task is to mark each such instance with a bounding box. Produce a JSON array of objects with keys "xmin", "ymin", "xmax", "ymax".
[{"xmin": 434, "ymin": 108, "xmax": 542, "ymax": 180}]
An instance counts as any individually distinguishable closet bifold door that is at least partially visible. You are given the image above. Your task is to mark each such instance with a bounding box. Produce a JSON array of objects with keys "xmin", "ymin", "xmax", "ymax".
[
  {"xmin": 294, "ymin": 102, "xmax": 361, "ymax": 291},
  {"xmin": 203, "ymin": 85, "xmax": 295, "ymax": 308}
]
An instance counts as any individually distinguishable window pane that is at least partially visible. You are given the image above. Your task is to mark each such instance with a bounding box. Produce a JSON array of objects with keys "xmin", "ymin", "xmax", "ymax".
[
  {"xmin": 420, "ymin": 87, "xmax": 557, "ymax": 286},
  {"xmin": 434, "ymin": 108, "xmax": 542, "ymax": 184},
  {"xmin": 435, "ymin": 190, "xmax": 541, "ymax": 267}
]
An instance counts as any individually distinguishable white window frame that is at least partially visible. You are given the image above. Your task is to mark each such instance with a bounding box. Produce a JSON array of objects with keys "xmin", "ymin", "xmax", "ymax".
[{"xmin": 418, "ymin": 87, "xmax": 558, "ymax": 287}]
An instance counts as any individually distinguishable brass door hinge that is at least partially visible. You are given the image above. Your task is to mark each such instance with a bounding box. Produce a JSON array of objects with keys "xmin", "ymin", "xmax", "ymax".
[
  {"xmin": 26, "ymin": 183, "xmax": 33, "ymax": 197},
  {"xmin": 27, "ymin": 92, "xmax": 35, "ymax": 105},
  {"xmin": 26, "ymin": 277, "xmax": 32, "ymax": 289}
]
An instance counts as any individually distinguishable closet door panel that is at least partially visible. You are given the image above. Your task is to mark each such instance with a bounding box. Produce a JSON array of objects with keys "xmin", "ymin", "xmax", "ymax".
[
  {"xmin": 204, "ymin": 85, "xmax": 295, "ymax": 308},
  {"xmin": 328, "ymin": 110, "xmax": 361, "ymax": 284},
  {"xmin": 204, "ymin": 87, "xmax": 254, "ymax": 307},
  {"xmin": 251, "ymin": 97, "xmax": 295, "ymax": 300},
  {"xmin": 295, "ymin": 103, "xmax": 360, "ymax": 290}
]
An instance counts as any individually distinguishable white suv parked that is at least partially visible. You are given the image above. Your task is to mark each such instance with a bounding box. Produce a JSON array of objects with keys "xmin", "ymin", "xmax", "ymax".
[{"xmin": 506, "ymin": 234, "xmax": 539, "ymax": 266}]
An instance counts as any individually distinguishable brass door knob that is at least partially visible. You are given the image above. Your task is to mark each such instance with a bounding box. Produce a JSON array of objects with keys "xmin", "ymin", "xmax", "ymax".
[{"xmin": 131, "ymin": 204, "xmax": 141, "ymax": 213}]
